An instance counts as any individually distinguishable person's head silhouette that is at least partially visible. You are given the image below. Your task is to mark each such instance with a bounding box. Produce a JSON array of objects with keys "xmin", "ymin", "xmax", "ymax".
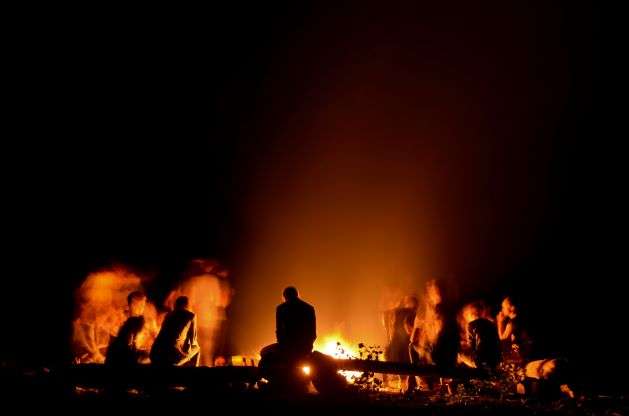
[
  {"xmin": 283, "ymin": 286, "xmax": 299, "ymax": 302},
  {"xmin": 175, "ymin": 296, "xmax": 190, "ymax": 311},
  {"xmin": 127, "ymin": 291, "xmax": 147, "ymax": 317}
]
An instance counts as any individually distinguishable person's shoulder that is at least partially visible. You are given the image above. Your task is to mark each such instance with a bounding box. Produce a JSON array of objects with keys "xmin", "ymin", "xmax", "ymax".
[
  {"xmin": 295, "ymin": 297, "xmax": 310, "ymax": 306},
  {"xmin": 475, "ymin": 319, "xmax": 498, "ymax": 338},
  {"xmin": 178, "ymin": 309, "xmax": 195, "ymax": 321},
  {"xmin": 302, "ymin": 300, "xmax": 315, "ymax": 311},
  {"xmin": 129, "ymin": 316, "xmax": 145, "ymax": 325},
  {"xmin": 468, "ymin": 318, "xmax": 484, "ymax": 330}
]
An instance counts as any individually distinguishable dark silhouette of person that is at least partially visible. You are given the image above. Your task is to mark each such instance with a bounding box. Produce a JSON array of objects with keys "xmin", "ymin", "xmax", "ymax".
[
  {"xmin": 260, "ymin": 287, "xmax": 344, "ymax": 394},
  {"xmin": 429, "ymin": 302, "xmax": 460, "ymax": 369},
  {"xmin": 276, "ymin": 286, "xmax": 316, "ymax": 356},
  {"xmin": 465, "ymin": 303, "xmax": 500, "ymax": 369},
  {"xmin": 150, "ymin": 296, "xmax": 200, "ymax": 366},
  {"xmin": 105, "ymin": 291, "xmax": 148, "ymax": 367}
]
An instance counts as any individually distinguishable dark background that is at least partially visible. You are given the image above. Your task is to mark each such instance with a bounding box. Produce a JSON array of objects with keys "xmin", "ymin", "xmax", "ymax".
[{"xmin": 3, "ymin": 1, "xmax": 621, "ymax": 391}]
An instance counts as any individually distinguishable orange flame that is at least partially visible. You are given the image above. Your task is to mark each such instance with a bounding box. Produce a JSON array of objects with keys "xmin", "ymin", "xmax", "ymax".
[
  {"xmin": 314, "ymin": 333, "xmax": 366, "ymax": 382},
  {"xmin": 72, "ymin": 267, "xmax": 160, "ymax": 364}
]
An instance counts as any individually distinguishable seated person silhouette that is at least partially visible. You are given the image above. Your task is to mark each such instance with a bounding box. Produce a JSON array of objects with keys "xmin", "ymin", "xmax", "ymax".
[
  {"xmin": 276, "ymin": 286, "xmax": 316, "ymax": 357},
  {"xmin": 105, "ymin": 291, "xmax": 148, "ymax": 367},
  {"xmin": 260, "ymin": 287, "xmax": 345, "ymax": 393},
  {"xmin": 150, "ymin": 296, "xmax": 200, "ymax": 367},
  {"xmin": 259, "ymin": 288, "xmax": 315, "ymax": 370}
]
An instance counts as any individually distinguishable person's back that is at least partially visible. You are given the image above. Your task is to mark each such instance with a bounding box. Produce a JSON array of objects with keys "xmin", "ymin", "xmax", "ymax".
[
  {"xmin": 154, "ymin": 309, "xmax": 195, "ymax": 347},
  {"xmin": 431, "ymin": 311, "xmax": 460, "ymax": 370},
  {"xmin": 276, "ymin": 287, "xmax": 316, "ymax": 355},
  {"xmin": 150, "ymin": 296, "xmax": 199, "ymax": 366},
  {"xmin": 105, "ymin": 316, "xmax": 145, "ymax": 367},
  {"xmin": 105, "ymin": 291, "xmax": 148, "ymax": 367},
  {"xmin": 468, "ymin": 317, "xmax": 500, "ymax": 369}
]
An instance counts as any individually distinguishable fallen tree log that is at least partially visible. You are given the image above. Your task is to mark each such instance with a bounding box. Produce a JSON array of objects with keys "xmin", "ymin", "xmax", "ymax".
[
  {"xmin": 335, "ymin": 359, "xmax": 488, "ymax": 379},
  {"xmin": 63, "ymin": 360, "xmax": 487, "ymax": 389},
  {"xmin": 64, "ymin": 364, "xmax": 259, "ymax": 388}
]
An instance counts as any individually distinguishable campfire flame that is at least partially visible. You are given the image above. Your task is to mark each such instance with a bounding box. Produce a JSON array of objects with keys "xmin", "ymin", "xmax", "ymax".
[
  {"xmin": 314, "ymin": 333, "xmax": 370, "ymax": 383},
  {"xmin": 315, "ymin": 333, "xmax": 359, "ymax": 360}
]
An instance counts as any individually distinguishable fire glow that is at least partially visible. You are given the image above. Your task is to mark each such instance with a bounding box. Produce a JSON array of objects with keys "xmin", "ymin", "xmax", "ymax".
[
  {"xmin": 72, "ymin": 265, "xmax": 372, "ymax": 372},
  {"xmin": 72, "ymin": 263, "xmax": 232, "ymax": 366},
  {"xmin": 314, "ymin": 334, "xmax": 372, "ymax": 383},
  {"xmin": 72, "ymin": 267, "xmax": 160, "ymax": 364}
]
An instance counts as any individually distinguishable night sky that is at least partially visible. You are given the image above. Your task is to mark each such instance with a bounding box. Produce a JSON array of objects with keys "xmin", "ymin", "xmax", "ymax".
[{"xmin": 5, "ymin": 1, "xmax": 619, "ymax": 389}]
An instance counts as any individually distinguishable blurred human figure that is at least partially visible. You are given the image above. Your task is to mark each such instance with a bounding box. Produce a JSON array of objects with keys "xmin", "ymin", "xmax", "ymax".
[
  {"xmin": 72, "ymin": 303, "xmax": 106, "ymax": 364},
  {"xmin": 460, "ymin": 301, "xmax": 500, "ymax": 369},
  {"xmin": 381, "ymin": 295, "xmax": 418, "ymax": 390},
  {"xmin": 407, "ymin": 280, "xmax": 460, "ymax": 392},
  {"xmin": 105, "ymin": 291, "xmax": 149, "ymax": 367},
  {"xmin": 127, "ymin": 290, "xmax": 147, "ymax": 317},
  {"xmin": 164, "ymin": 259, "xmax": 233, "ymax": 366},
  {"xmin": 384, "ymin": 295, "xmax": 418, "ymax": 363},
  {"xmin": 410, "ymin": 280, "xmax": 459, "ymax": 368},
  {"xmin": 497, "ymin": 296, "xmax": 531, "ymax": 362},
  {"xmin": 522, "ymin": 358, "xmax": 575, "ymax": 399},
  {"xmin": 150, "ymin": 296, "xmax": 200, "ymax": 366}
]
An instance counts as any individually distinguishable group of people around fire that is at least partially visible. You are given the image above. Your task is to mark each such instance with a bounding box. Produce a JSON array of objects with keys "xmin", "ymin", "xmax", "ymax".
[
  {"xmin": 383, "ymin": 279, "xmax": 570, "ymax": 395},
  {"xmin": 92, "ymin": 277, "xmax": 569, "ymax": 397},
  {"xmin": 384, "ymin": 281, "xmax": 528, "ymax": 373},
  {"xmin": 73, "ymin": 260, "xmax": 231, "ymax": 367},
  {"xmin": 105, "ymin": 291, "xmax": 201, "ymax": 367}
]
